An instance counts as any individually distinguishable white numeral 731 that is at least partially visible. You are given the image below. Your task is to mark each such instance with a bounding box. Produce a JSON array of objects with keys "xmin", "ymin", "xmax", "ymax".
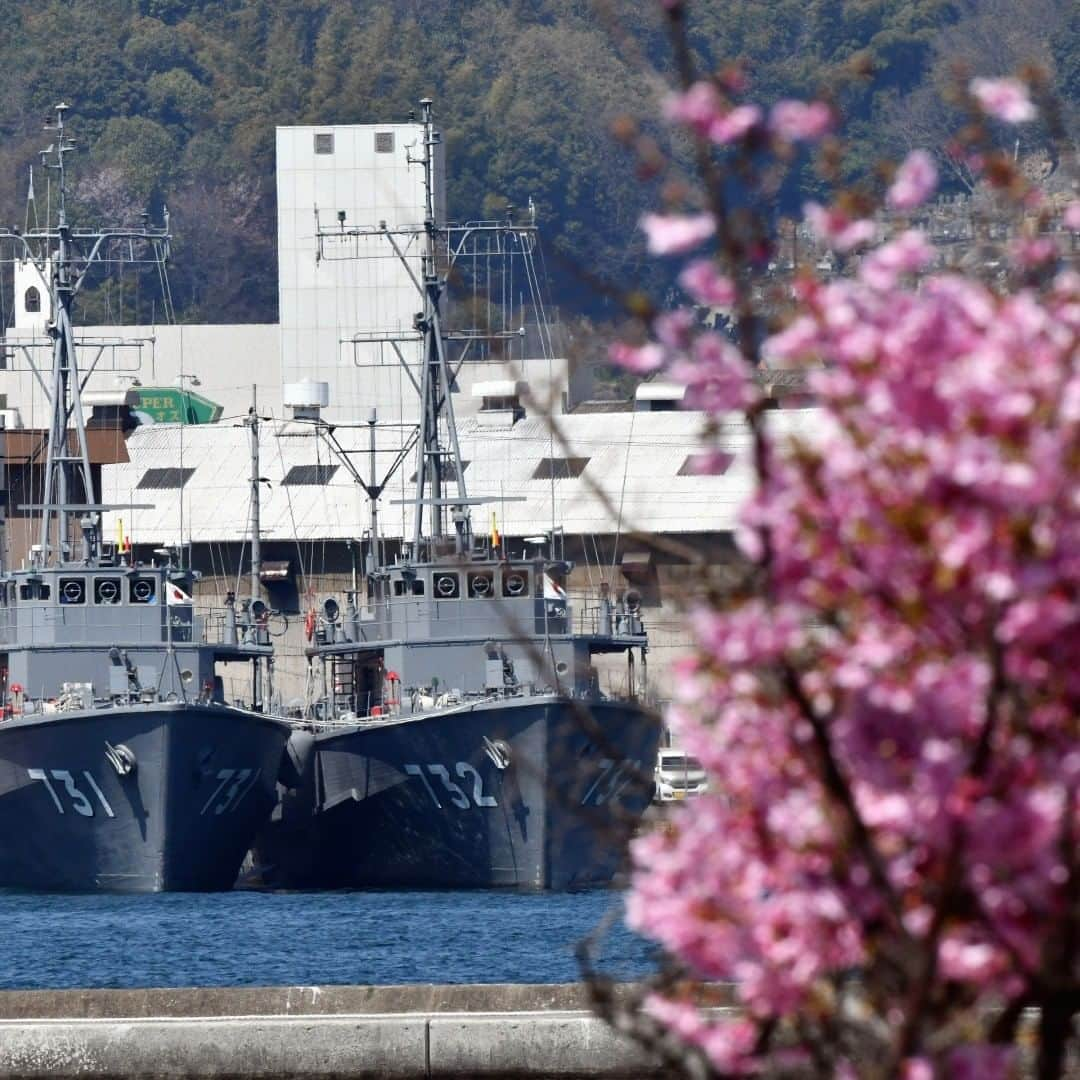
[{"xmin": 27, "ymin": 768, "xmax": 115, "ymax": 818}]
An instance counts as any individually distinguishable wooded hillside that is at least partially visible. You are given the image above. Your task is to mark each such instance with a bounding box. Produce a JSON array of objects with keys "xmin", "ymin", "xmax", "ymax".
[{"xmin": 0, "ymin": 0, "xmax": 1073, "ymax": 324}]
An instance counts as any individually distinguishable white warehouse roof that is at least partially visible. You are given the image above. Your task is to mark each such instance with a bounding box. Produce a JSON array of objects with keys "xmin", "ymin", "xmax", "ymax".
[{"xmin": 99, "ymin": 408, "xmax": 823, "ymax": 546}]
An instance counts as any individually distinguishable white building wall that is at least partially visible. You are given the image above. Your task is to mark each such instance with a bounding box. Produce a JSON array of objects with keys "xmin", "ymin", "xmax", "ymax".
[
  {"xmin": 276, "ymin": 122, "xmax": 444, "ymax": 425},
  {"xmin": 12, "ymin": 259, "xmax": 51, "ymax": 333},
  {"xmin": 1, "ymin": 323, "xmax": 279, "ymax": 428}
]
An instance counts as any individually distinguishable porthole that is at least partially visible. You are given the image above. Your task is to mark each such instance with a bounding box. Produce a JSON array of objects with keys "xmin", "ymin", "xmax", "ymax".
[
  {"xmin": 94, "ymin": 578, "xmax": 121, "ymax": 605},
  {"xmin": 130, "ymin": 577, "xmax": 157, "ymax": 604},
  {"xmin": 502, "ymin": 570, "xmax": 528, "ymax": 597},
  {"xmin": 468, "ymin": 572, "xmax": 494, "ymax": 597},
  {"xmin": 434, "ymin": 573, "xmax": 460, "ymax": 599},
  {"xmin": 59, "ymin": 578, "xmax": 86, "ymax": 605}
]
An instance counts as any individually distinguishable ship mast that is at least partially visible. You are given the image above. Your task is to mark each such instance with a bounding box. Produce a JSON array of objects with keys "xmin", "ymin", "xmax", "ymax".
[
  {"xmin": 0, "ymin": 103, "xmax": 170, "ymax": 566},
  {"xmin": 313, "ymin": 98, "xmax": 539, "ymax": 558},
  {"xmin": 412, "ymin": 97, "xmax": 469, "ymax": 549}
]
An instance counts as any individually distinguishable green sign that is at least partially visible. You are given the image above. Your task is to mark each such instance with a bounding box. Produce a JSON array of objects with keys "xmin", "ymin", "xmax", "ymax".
[{"xmin": 132, "ymin": 388, "xmax": 223, "ymax": 425}]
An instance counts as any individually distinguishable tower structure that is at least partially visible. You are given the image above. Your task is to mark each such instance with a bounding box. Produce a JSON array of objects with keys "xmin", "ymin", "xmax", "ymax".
[{"xmin": 275, "ymin": 116, "xmax": 445, "ymax": 424}]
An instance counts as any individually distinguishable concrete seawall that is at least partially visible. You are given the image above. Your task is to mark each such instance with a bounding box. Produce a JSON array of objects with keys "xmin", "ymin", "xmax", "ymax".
[{"xmin": 0, "ymin": 984, "xmax": 694, "ymax": 1079}]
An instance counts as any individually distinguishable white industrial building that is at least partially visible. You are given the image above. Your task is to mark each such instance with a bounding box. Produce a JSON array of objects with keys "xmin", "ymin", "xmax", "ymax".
[
  {"xmin": 1, "ymin": 117, "xmax": 568, "ymax": 430},
  {"xmin": 0, "ymin": 112, "xmax": 816, "ymax": 701}
]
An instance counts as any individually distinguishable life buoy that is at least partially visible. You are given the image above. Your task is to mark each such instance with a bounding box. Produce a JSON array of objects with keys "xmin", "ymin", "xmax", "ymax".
[
  {"xmin": 304, "ymin": 609, "xmax": 316, "ymax": 641},
  {"xmin": 383, "ymin": 670, "xmax": 401, "ymax": 708}
]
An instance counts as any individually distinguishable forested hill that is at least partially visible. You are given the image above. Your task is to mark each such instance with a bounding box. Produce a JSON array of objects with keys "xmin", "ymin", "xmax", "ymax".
[{"xmin": 0, "ymin": 0, "xmax": 1074, "ymax": 324}]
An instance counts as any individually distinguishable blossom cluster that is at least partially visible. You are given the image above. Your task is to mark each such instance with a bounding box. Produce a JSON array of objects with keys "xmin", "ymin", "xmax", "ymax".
[{"xmin": 618, "ymin": 72, "xmax": 1079, "ymax": 1076}]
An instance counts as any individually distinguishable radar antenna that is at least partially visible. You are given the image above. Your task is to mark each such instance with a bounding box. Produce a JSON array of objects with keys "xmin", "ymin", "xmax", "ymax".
[{"xmin": 0, "ymin": 104, "xmax": 169, "ymax": 564}]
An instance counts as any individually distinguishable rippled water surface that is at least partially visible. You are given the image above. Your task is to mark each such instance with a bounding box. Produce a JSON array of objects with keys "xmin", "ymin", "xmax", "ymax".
[{"xmin": 0, "ymin": 889, "xmax": 655, "ymax": 990}]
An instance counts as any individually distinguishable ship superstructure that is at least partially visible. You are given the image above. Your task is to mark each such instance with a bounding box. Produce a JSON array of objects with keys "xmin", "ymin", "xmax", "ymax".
[
  {"xmin": 254, "ymin": 101, "xmax": 659, "ymax": 890},
  {"xmin": 0, "ymin": 105, "xmax": 291, "ymax": 891}
]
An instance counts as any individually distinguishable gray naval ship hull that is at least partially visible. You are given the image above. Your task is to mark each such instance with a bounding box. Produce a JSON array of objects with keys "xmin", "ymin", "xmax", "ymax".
[
  {"xmin": 255, "ymin": 697, "xmax": 659, "ymax": 890},
  {"xmin": 0, "ymin": 703, "xmax": 290, "ymax": 892}
]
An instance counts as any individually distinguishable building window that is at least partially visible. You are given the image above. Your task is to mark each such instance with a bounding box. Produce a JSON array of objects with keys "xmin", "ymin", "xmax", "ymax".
[
  {"xmin": 532, "ymin": 457, "xmax": 588, "ymax": 480},
  {"xmin": 410, "ymin": 460, "xmax": 469, "ymax": 483},
  {"xmin": 282, "ymin": 464, "xmax": 338, "ymax": 486},
  {"xmin": 137, "ymin": 467, "xmax": 196, "ymax": 490},
  {"xmin": 374, "ymin": 132, "xmax": 394, "ymax": 153},
  {"xmin": 678, "ymin": 452, "xmax": 734, "ymax": 476},
  {"xmin": 24, "ymin": 286, "xmax": 41, "ymax": 313},
  {"xmin": 314, "ymin": 133, "xmax": 334, "ymax": 155}
]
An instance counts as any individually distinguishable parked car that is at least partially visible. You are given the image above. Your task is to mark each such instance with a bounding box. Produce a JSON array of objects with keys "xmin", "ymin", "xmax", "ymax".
[{"xmin": 653, "ymin": 748, "xmax": 708, "ymax": 802}]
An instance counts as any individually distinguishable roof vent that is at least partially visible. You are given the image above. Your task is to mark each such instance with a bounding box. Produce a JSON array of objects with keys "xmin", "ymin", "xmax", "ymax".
[
  {"xmin": 473, "ymin": 379, "xmax": 525, "ymax": 427},
  {"xmin": 283, "ymin": 380, "xmax": 330, "ymax": 421},
  {"xmin": 634, "ymin": 381, "xmax": 685, "ymax": 412}
]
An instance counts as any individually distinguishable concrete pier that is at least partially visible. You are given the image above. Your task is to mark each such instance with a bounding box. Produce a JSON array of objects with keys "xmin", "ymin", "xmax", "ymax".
[{"xmin": 0, "ymin": 984, "xmax": 680, "ymax": 1078}]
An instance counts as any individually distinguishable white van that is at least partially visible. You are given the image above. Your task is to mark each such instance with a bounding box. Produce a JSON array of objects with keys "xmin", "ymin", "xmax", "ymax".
[{"xmin": 653, "ymin": 748, "xmax": 708, "ymax": 802}]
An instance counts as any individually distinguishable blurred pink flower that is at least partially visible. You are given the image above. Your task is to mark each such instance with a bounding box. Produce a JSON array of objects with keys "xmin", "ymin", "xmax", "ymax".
[
  {"xmin": 639, "ymin": 211, "xmax": 716, "ymax": 255},
  {"xmin": 708, "ymin": 103, "xmax": 763, "ymax": 145},
  {"xmin": 969, "ymin": 77, "xmax": 1037, "ymax": 123},
  {"xmin": 1009, "ymin": 235, "xmax": 1057, "ymax": 269},
  {"xmin": 679, "ymin": 259, "xmax": 738, "ymax": 307},
  {"xmin": 664, "ymin": 81, "xmax": 725, "ymax": 137},
  {"xmin": 670, "ymin": 332, "xmax": 756, "ymax": 412},
  {"xmin": 608, "ymin": 341, "xmax": 665, "ymax": 374},
  {"xmin": 804, "ymin": 201, "xmax": 876, "ymax": 251},
  {"xmin": 665, "ymin": 86, "xmax": 761, "ymax": 145},
  {"xmin": 859, "ymin": 230, "xmax": 934, "ymax": 290},
  {"xmin": 768, "ymin": 99, "xmax": 833, "ymax": 141},
  {"xmin": 1064, "ymin": 201, "xmax": 1080, "ymax": 230},
  {"xmin": 949, "ymin": 1045, "xmax": 1015, "ymax": 1080},
  {"xmin": 888, "ymin": 150, "xmax": 939, "ymax": 210}
]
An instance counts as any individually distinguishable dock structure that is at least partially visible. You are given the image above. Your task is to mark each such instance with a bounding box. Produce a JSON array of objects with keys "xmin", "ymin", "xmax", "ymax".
[{"xmin": 0, "ymin": 984, "xmax": 685, "ymax": 1078}]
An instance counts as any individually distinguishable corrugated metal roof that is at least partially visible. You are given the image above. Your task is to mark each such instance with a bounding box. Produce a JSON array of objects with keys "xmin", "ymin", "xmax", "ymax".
[{"xmin": 99, "ymin": 408, "xmax": 824, "ymax": 545}]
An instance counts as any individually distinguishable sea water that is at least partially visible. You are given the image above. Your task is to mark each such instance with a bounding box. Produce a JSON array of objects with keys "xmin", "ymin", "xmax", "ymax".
[{"xmin": 0, "ymin": 890, "xmax": 655, "ymax": 990}]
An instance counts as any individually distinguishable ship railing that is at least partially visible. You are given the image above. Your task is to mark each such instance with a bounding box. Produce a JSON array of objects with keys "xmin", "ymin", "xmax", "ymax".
[
  {"xmin": 570, "ymin": 596, "xmax": 646, "ymax": 639},
  {"xmin": 197, "ymin": 606, "xmax": 272, "ymax": 648}
]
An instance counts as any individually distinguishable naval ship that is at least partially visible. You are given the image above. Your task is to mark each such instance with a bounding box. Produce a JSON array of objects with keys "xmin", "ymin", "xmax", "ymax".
[
  {"xmin": 254, "ymin": 101, "xmax": 659, "ymax": 890},
  {"xmin": 0, "ymin": 106, "xmax": 292, "ymax": 891}
]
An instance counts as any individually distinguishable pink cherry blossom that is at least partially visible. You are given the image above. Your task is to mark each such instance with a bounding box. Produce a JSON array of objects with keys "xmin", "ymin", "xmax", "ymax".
[
  {"xmin": 804, "ymin": 201, "xmax": 876, "ymax": 251},
  {"xmin": 679, "ymin": 259, "xmax": 737, "ymax": 307},
  {"xmin": 768, "ymin": 99, "xmax": 834, "ymax": 141},
  {"xmin": 969, "ymin": 76, "xmax": 1037, "ymax": 123},
  {"xmin": 670, "ymin": 332, "xmax": 757, "ymax": 412},
  {"xmin": 1065, "ymin": 202, "xmax": 1080, "ymax": 231},
  {"xmin": 887, "ymin": 150, "xmax": 939, "ymax": 210},
  {"xmin": 664, "ymin": 81, "xmax": 725, "ymax": 138},
  {"xmin": 707, "ymin": 103, "xmax": 763, "ymax": 145},
  {"xmin": 1009, "ymin": 235, "xmax": 1057, "ymax": 269},
  {"xmin": 665, "ymin": 85, "xmax": 762, "ymax": 146},
  {"xmin": 858, "ymin": 230, "xmax": 934, "ymax": 290},
  {"xmin": 628, "ymin": 73, "xmax": 1079, "ymax": 1079},
  {"xmin": 607, "ymin": 340, "xmax": 665, "ymax": 374},
  {"xmin": 639, "ymin": 211, "xmax": 716, "ymax": 255}
]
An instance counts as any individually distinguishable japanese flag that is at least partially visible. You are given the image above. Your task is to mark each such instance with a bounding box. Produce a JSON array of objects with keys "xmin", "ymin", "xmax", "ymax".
[
  {"xmin": 166, "ymin": 582, "xmax": 192, "ymax": 606},
  {"xmin": 543, "ymin": 574, "xmax": 567, "ymax": 601}
]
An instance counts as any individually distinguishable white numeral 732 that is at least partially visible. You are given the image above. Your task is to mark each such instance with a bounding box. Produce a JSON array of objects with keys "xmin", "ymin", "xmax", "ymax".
[{"xmin": 404, "ymin": 762, "xmax": 498, "ymax": 809}]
